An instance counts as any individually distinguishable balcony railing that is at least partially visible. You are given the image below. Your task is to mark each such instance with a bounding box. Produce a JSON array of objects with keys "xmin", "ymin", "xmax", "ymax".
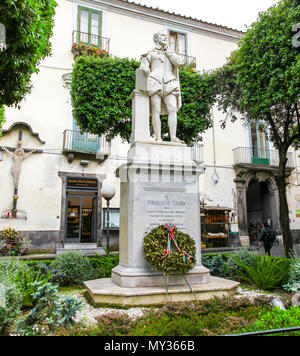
[
  {"xmin": 179, "ymin": 54, "xmax": 197, "ymax": 68},
  {"xmin": 72, "ymin": 30, "xmax": 110, "ymax": 58},
  {"xmin": 233, "ymin": 147, "xmax": 294, "ymax": 168},
  {"xmin": 63, "ymin": 130, "xmax": 111, "ymax": 157}
]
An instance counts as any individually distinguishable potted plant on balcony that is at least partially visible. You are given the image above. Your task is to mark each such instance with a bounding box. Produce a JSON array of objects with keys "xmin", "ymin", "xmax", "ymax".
[{"xmin": 72, "ymin": 43, "xmax": 109, "ymax": 59}]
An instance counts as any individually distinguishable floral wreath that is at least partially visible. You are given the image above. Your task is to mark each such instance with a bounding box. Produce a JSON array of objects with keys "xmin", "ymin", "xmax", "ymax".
[{"xmin": 143, "ymin": 224, "xmax": 196, "ymax": 275}]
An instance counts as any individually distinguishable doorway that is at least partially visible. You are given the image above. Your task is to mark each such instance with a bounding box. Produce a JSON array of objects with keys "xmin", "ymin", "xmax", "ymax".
[
  {"xmin": 246, "ymin": 178, "xmax": 278, "ymax": 244},
  {"xmin": 66, "ymin": 191, "xmax": 98, "ymax": 243}
]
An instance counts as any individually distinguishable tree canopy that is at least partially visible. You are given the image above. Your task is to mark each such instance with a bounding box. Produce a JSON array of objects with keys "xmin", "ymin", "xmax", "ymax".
[
  {"xmin": 0, "ymin": 0, "xmax": 57, "ymax": 109},
  {"xmin": 71, "ymin": 55, "xmax": 217, "ymax": 145},
  {"xmin": 215, "ymin": 0, "xmax": 300, "ymax": 257},
  {"xmin": 216, "ymin": 0, "xmax": 300, "ymax": 143}
]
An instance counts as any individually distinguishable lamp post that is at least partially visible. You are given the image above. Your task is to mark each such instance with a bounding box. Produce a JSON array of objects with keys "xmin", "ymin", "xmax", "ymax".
[{"xmin": 101, "ymin": 185, "xmax": 116, "ymax": 254}]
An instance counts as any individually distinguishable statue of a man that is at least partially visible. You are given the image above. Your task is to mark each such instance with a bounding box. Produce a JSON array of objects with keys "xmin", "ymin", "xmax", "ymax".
[
  {"xmin": 2, "ymin": 147, "xmax": 36, "ymax": 190},
  {"xmin": 139, "ymin": 30, "xmax": 183, "ymax": 143}
]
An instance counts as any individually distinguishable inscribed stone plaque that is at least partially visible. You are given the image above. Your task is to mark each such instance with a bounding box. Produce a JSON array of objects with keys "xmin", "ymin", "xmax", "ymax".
[{"xmin": 144, "ymin": 191, "xmax": 188, "ymax": 233}]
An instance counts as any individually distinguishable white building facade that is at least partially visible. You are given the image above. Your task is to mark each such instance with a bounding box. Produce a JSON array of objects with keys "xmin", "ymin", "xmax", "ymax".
[{"xmin": 1, "ymin": 0, "xmax": 299, "ymax": 252}]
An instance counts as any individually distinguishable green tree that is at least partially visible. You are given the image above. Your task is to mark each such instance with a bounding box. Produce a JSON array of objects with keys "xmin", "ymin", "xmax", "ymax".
[
  {"xmin": 215, "ymin": 0, "xmax": 300, "ymax": 257},
  {"xmin": 71, "ymin": 55, "xmax": 216, "ymax": 144},
  {"xmin": 0, "ymin": 0, "xmax": 57, "ymax": 130}
]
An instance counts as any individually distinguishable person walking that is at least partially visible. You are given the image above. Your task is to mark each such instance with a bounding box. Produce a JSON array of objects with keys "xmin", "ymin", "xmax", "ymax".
[{"xmin": 259, "ymin": 221, "xmax": 276, "ymax": 256}]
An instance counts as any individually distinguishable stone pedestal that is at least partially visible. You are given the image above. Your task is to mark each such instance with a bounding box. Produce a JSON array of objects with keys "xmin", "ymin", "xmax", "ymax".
[
  {"xmin": 83, "ymin": 141, "xmax": 241, "ymax": 307},
  {"xmin": 111, "ymin": 141, "xmax": 210, "ymax": 288},
  {"xmin": 85, "ymin": 277, "xmax": 240, "ymax": 306}
]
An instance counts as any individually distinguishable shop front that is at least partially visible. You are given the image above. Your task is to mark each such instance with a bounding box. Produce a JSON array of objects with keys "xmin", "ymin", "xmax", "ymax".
[
  {"xmin": 201, "ymin": 207, "xmax": 232, "ymax": 248},
  {"xmin": 66, "ymin": 177, "xmax": 98, "ymax": 243},
  {"xmin": 58, "ymin": 172, "xmax": 106, "ymax": 248}
]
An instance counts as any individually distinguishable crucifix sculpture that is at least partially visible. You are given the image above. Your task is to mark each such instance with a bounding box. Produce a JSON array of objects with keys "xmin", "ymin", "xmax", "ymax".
[{"xmin": 1, "ymin": 130, "xmax": 37, "ymax": 217}]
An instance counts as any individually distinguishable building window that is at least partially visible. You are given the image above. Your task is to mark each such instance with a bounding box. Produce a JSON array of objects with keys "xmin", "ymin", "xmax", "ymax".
[
  {"xmin": 250, "ymin": 123, "xmax": 269, "ymax": 160},
  {"xmin": 169, "ymin": 31, "xmax": 187, "ymax": 55},
  {"xmin": 103, "ymin": 208, "xmax": 120, "ymax": 230},
  {"xmin": 77, "ymin": 6, "xmax": 102, "ymax": 46}
]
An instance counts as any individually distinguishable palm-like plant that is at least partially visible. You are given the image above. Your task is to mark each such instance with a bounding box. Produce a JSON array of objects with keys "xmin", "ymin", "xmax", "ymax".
[{"xmin": 232, "ymin": 255, "xmax": 289, "ymax": 290}]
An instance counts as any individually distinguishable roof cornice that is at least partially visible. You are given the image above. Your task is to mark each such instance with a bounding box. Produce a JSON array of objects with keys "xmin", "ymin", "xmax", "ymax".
[{"xmin": 73, "ymin": 0, "xmax": 244, "ymax": 41}]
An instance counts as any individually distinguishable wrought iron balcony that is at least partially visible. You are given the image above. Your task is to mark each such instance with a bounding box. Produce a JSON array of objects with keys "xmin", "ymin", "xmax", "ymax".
[
  {"xmin": 179, "ymin": 53, "xmax": 197, "ymax": 68},
  {"xmin": 72, "ymin": 30, "xmax": 110, "ymax": 59},
  {"xmin": 63, "ymin": 130, "xmax": 111, "ymax": 159},
  {"xmin": 233, "ymin": 147, "xmax": 295, "ymax": 168}
]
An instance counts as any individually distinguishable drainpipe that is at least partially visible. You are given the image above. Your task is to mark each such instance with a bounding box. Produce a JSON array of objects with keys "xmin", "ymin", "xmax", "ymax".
[{"xmin": 211, "ymin": 108, "xmax": 219, "ymax": 184}]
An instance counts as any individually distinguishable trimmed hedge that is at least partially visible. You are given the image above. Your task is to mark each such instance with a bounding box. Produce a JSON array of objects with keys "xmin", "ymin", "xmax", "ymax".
[{"xmin": 71, "ymin": 56, "xmax": 217, "ymax": 145}]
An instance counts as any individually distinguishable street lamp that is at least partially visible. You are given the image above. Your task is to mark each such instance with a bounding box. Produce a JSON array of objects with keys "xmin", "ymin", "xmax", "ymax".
[{"xmin": 101, "ymin": 185, "xmax": 116, "ymax": 254}]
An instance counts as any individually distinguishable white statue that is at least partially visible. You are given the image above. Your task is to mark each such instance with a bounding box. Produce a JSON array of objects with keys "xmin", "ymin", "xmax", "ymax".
[{"xmin": 139, "ymin": 30, "xmax": 183, "ymax": 143}]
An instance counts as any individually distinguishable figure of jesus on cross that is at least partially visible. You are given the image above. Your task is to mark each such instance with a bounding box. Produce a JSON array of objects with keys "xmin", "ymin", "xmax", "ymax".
[
  {"xmin": 1, "ymin": 130, "xmax": 37, "ymax": 217},
  {"xmin": 1, "ymin": 146, "xmax": 36, "ymax": 193}
]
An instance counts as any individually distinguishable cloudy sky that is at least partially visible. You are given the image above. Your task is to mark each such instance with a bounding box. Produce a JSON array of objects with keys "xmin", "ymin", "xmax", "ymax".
[{"xmin": 130, "ymin": 0, "xmax": 280, "ymax": 31}]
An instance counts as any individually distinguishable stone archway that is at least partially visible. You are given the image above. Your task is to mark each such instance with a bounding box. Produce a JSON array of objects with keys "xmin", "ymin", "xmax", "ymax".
[
  {"xmin": 246, "ymin": 174, "xmax": 280, "ymax": 244},
  {"xmin": 234, "ymin": 168, "xmax": 280, "ymax": 246}
]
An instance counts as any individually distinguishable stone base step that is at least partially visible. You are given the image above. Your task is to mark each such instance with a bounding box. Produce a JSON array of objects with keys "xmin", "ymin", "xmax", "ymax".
[
  {"xmin": 57, "ymin": 244, "xmax": 105, "ymax": 257},
  {"xmin": 84, "ymin": 277, "xmax": 240, "ymax": 306}
]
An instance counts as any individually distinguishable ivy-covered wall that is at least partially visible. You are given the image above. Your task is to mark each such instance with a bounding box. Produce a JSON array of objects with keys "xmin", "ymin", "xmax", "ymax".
[{"xmin": 71, "ymin": 56, "xmax": 217, "ymax": 145}]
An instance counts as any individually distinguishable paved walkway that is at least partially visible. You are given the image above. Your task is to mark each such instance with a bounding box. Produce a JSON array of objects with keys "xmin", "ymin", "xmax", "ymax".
[{"xmin": 253, "ymin": 243, "xmax": 300, "ymax": 258}]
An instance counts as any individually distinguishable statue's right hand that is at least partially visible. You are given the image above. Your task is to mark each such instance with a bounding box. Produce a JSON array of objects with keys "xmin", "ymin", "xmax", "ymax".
[{"xmin": 143, "ymin": 68, "xmax": 150, "ymax": 77}]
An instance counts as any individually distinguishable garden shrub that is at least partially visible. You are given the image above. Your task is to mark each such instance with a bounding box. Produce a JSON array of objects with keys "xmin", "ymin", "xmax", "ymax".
[
  {"xmin": 15, "ymin": 264, "xmax": 52, "ymax": 307},
  {"xmin": 0, "ymin": 257, "xmax": 30, "ymax": 280},
  {"xmin": 15, "ymin": 281, "xmax": 82, "ymax": 336},
  {"xmin": 242, "ymin": 307, "xmax": 300, "ymax": 336},
  {"xmin": 89, "ymin": 253, "xmax": 119, "ymax": 278},
  {"xmin": 283, "ymin": 258, "xmax": 300, "ymax": 292},
  {"xmin": 0, "ymin": 258, "xmax": 52, "ymax": 311},
  {"xmin": 53, "ymin": 324, "xmax": 102, "ymax": 336},
  {"xmin": 49, "ymin": 296, "xmax": 288, "ymax": 337},
  {"xmin": 92, "ymin": 297, "xmax": 275, "ymax": 337},
  {"xmin": 0, "ymin": 277, "xmax": 23, "ymax": 335},
  {"xmin": 0, "ymin": 258, "xmax": 26, "ymax": 334},
  {"xmin": 225, "ymin": 249, "xmax": 256, "ymax": 278},
  {"xmin": 95, "ymin": 312, "xmax": 133, "ymax": 336},
  {"xmin": 25, "ymin": 260, "xmax": 54, "ymax": 268},
  {"xmin": 201, "ymin": 255, "xmax": 228, "ymax": 278},
  {"xmin": 232, "ymin": 255, "xmax": 289, "ymax": 290},
  {"xmin": 50, "ymin": 251, "xmax": 93, "ymax": 286}
]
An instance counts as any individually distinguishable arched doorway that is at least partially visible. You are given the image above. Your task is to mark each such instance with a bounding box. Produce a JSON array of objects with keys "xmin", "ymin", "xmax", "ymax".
[{"xmin": 246, "ymin": 176, "xmax": 280, "ymax": 245}]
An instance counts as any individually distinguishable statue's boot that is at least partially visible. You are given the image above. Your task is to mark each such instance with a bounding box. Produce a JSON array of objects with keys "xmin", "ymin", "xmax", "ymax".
[{"xmin": 171, "ymin": 137, "xmax": 184, "ymax": 144}]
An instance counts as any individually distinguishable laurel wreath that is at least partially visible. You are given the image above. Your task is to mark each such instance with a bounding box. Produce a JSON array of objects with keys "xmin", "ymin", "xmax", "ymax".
[{"xmin": 143, "ymin": 225, "xmax": 196, "ymax": 274}]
